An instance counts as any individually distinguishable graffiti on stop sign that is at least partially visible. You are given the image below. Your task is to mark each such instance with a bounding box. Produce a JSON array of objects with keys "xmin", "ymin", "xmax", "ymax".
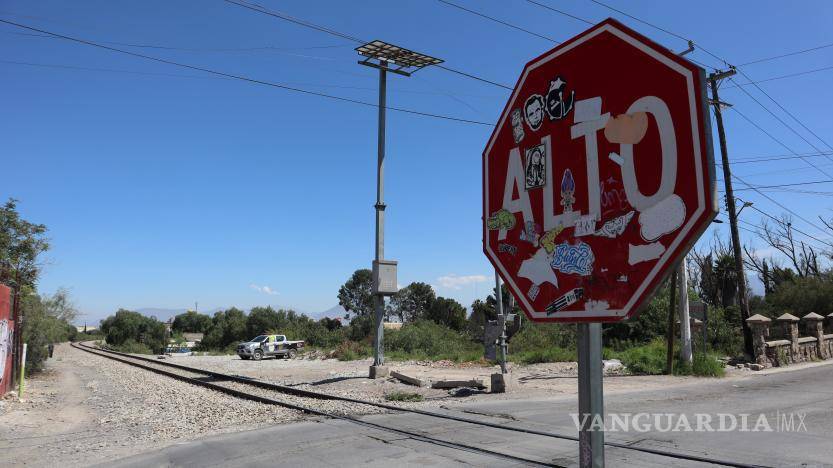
[{"xmin": 483, "ymin": 19, "xmax": 716, "ymax": 323}]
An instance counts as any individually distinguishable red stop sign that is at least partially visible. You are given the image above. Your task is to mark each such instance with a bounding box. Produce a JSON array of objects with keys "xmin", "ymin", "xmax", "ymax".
[{"xmin": 483, "ymin": 19, "xmax": 716, "ymax": 323}]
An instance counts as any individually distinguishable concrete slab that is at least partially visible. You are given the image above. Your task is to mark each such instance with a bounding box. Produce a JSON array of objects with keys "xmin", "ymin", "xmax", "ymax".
[
  {"xmin": 391, "ymin": 371, "xmax": 428, "ymax": 387},
  {"xmin": 432, "ymin": 378, "xmax": 485, "ymax": 389}
]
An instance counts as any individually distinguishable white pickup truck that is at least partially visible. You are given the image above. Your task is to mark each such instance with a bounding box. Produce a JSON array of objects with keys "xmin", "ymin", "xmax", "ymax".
[{"xmin": 236, "ymin": 334, "xmax": 305, "ymax": 361}]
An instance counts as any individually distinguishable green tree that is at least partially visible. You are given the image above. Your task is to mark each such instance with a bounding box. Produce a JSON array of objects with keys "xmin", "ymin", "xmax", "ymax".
[
  {"xmin": 467, "ymin": 299, "xmax": 494, "ymax": 340},
  {"xmin": 246, "ymin": 306, "xmax": 281, "ymax": 337},
  {"xmin": 388, "ymin": 282, "xmax": 435, "ymax": 322},
  {"xmin": 99, "ymin": 309, "xmax": 167, "ymax": 353},
  {"xmin": 425, "ymin": 297, "xmax": 466, "ymax": 331},
  {"xmin": 767, "ymin": 275, "xmax": 833, "ymax": 317},
  {"xmin": 171, "ymin": 310, "xmax": 212, "ymax": 333},
  {"xmin": 20, "ymin": 289, "xmax": 77, "ymax": 371},
  {"xmin": 0, "ymin": 199, "xmax": 50, "ymax": 291},
  {"xmin": 201, "ymin": 307, "xmax": 248, "ymax": 349},
  {"xmin": 338, "ymin": 269, "xmax": 374, "ymax": 319}
]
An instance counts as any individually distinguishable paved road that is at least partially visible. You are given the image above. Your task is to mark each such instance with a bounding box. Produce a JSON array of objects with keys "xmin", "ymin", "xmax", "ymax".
[{"xmin": 110, "ymin": 362, "xmax": 833, "ymax": 467}]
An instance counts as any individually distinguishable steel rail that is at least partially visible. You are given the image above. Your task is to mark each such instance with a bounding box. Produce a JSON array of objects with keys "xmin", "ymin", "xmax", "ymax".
[
  {"xmin": 71, "ymin": 342, "xmax": 558, "ymax": 467},
  {"xmin": 75, "ymin": 342, "xmax": 768, "ymax": 468}
]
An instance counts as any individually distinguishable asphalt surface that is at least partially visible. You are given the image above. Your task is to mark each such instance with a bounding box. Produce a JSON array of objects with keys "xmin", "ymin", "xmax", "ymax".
[{"xmin": 108, "ymin": 361, "xmax": 833, "ymax": 467}]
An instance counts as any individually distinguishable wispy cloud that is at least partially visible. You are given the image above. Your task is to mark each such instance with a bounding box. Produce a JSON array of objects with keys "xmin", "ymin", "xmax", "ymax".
[
  {"xmin": 249, "ymin": 284, "xmax": 278, "ymax": 296},
  {"xmin": 436, "ymin": 274, "xmax": 489, "ymax": 290}
]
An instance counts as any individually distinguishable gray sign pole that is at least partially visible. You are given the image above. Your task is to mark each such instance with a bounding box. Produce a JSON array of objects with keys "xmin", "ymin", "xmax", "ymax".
[
  {"xmin": 577, "ymin": 322, "xmax": 605, "ymax": 467},
  {"xmin": 494, "ymin": 271, "xmax": 507, "ymax": 374},
  {"xmin": 372, "ymin": 64, "xmax": 387, "ymax": 368}
]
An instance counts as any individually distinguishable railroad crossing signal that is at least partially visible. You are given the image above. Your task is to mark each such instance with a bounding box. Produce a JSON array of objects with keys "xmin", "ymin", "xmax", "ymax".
[{"xmin": 483, "ymin": 18, "xmax": 716, "ymax": 324}]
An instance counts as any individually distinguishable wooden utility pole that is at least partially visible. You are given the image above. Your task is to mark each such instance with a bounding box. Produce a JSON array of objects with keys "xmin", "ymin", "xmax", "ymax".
[{"xmin": 709, "ymin": 68, "xmax": 753, "ymax": 358}]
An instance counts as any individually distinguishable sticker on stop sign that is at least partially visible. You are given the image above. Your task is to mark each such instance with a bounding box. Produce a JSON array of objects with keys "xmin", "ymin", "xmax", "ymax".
[{"xmin": 483, "ymin": 19, "xmax": 717, "ymax": 323}]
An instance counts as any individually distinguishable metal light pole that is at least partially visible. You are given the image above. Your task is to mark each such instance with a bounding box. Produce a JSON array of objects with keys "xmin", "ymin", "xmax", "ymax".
[{"xmin": 357, "ymin": 41, "xmax": 443, "ymax": 378}]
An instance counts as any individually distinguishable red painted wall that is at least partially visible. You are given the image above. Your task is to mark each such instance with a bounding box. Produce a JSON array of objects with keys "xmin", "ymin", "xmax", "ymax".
[{"xmin": 0, "ymin": 284, "xmax": 12, "ymax": 395}]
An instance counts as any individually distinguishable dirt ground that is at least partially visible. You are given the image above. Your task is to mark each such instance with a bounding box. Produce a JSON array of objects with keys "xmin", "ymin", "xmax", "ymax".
[{"xmin": 0, "ymin": 343, "xmax": 771, "ymax": 467}]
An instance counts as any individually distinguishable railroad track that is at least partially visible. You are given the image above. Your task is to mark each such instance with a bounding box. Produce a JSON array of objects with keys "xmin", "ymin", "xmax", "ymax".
[{"xmin": 72, "ymin": 341, "xmax": 767, "ymax": 468}]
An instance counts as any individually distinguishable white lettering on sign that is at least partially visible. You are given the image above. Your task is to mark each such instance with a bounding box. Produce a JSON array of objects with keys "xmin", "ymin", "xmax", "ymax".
[
  {"xmin": 619, "ymin": 96, "xmax": 677, "ymax": 211},
  {"xmin": 499, "ymin": 148, "xmax": 533, "ymax": 240},
  {"xmin": 541, "ymin": 135, "xmax": 579, "ymax": 231},
  {"xmin": 500, "ymin": 96, "xmax": 681, "ymax": 242},
  {"xmin": 571, "ymin": 97, "xmax": 610, "ymax": 221}
]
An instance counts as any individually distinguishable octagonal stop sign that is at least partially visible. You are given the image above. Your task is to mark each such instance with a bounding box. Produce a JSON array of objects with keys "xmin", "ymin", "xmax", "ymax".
[{"xmin": 483, "ymin": 19, "xmax": 716, "ymax": 323}]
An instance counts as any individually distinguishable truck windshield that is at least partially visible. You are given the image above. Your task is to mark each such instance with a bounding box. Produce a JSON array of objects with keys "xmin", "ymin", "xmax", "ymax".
[{"xmin": 251, "ymin": 335, "xmax": 268, "ymax": 342}]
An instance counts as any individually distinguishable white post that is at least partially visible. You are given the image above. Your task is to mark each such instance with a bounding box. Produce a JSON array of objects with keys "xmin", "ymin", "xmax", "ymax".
[{"xmin": 678, "ymin": 258, "xmax": 693, "ymax": 364}]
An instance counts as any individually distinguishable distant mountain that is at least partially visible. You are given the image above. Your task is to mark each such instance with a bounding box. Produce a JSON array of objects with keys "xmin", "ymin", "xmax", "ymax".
[{"xmin": 312, "ymin": 304, "xmax": 347, "ymax": 320}]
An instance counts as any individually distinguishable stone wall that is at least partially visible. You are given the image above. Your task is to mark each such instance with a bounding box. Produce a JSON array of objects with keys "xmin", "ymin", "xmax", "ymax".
[{"xmin": 747, "ymin": 312, "xmax": 833, "ymax": 368}]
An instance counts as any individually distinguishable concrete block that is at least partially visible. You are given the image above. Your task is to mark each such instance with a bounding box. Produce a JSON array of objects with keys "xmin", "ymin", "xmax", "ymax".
[
  {"xmin": 391, "ymin": 371, "xmax": 428, "ymax": 387},
  {"xmin": 432, "ymin": 378, "xmax": 485, "ymax": 389},
  {"xmin": 490, "ymin": 373, "xmax": 516, "ymax": 393},
  {"xmin": 369, "ymin": 365, "xmax": 389, "ymax": 379}
]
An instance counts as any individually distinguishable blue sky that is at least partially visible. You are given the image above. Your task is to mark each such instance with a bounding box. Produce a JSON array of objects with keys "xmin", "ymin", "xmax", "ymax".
[{"xmin": 2, "ymin": 0, "xmax": 832, "ymax": 324}]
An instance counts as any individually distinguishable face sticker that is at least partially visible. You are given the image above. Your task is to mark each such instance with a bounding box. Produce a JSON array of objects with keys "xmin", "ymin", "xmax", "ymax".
[
  {"xmin": 594, "ymin": 211, "xmax": 635, "ymax": 238},
  {"xmin": 545, "ymin": 287, "xmax": 584, "ymax": 315},
  {"xmin": 628, "ymin": 242, "xmax": 666, "ymax": 265},
  {"xmin": 574, "ymin": 214, "xmax": 598, "ymax": 237},
  {"xmin": 524, "ymin": 94, "xmax": 545, "ymax": 131},
  {"xmin": 487, "ymin": 209, "xmax": 516, "ymax": 230},
  {"xmin": 551, "ymin": 241, "xmax": 594, "ymax": 276},
  {"xmin": 510, "ymin": 109, "xmax": 525, "ymax": 144},
  {"xmin": 638, "ymin": 194, "xmax": 686, "ymax": 241},
  {"xmin": 545, "ymin": 76, "xmax": 575, "ymax": 121},
  {"xmin": 498, "ymin": 243, "xmax": 518, "ymax": 256},
  {"xmin": 519, "ymin": 220, "xmax": 541, "ymax": 245},
  {"xmin": 524, "ymin": 144, "xmax": 546, "ymax": 190},
  {"xmin": 560, "ymin": 169, "xmax": 576, "ymax": 213},
  {"xmin": 540, "ymin": 225, "xmax": 565, "ymax": 253}
]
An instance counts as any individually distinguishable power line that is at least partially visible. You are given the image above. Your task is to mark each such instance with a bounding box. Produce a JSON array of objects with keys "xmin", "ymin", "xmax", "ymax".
[
  {"xmin": 0, "ymin": 59, "xmax": 226, "ymax": 80},
  {"xmin": 524, "ymin": 0, "xmax": 593, "ymax": 25},
  {"xmin": 732, "ymin": 180, "xmax": 833, "ymax": 191},
  {"xmin": 224, "ymin": 0, "xmax": 512, "ymax": 90},
  {"xmin": 722, "ymin": 65, "xmax": 833, "ymax": 89},
  {"xmin": 728, "ymin": 103, "xmax": 833, "ymax": 178},
  {"xmin": 524, "ymin": 0, "xmax": 713, "ymax": 68},
  {"xmin": 223, "ymin": 0, "xmax": 364, "ymax": 43},
  {"xmin": 726, "ymin": 151, "xmax": 833, "ymax": 165},
  {"xmin": 438, "ymin": 0, "xmax": 560, "ymax": 43},
  {"xmin": 0, "ymin": 58, "xmax": 504, "ymax": 99},
  {"xmin": 0, "ymin": 19, "xmax": 494, "ymax": 127},
  {"xmin": 731, "ymin": 172, "xmax": 833, "ymax": 246},
  {"xmin": 733, "ymin": 70, "xmax": 833, "ymax": 152},
  {"xmin": 2, "ymin": 30, "xmax": 347, "ymax": 53},
  {"xmin": 738, "ymin": 42, "xmax": 833, "ymax": 67}
]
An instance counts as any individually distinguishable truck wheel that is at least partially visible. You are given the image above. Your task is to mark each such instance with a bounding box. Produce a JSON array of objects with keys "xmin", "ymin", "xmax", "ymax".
[
  {"xmin": 253, "ymin": 350, "xmax": 263, "ymax": 361},
  {"xmin": 287, "ymin": 349, "xmax": 297, "ymax": 359}
]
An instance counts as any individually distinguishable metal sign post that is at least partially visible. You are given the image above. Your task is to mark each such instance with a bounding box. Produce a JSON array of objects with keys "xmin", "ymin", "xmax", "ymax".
[
  {"xmin": 494, "ymin": 271, "xmax": 507, "ymax": 374},
  {"xmin": 577, "ymin": 323, "xmax": 604, "ymax": 468}
]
